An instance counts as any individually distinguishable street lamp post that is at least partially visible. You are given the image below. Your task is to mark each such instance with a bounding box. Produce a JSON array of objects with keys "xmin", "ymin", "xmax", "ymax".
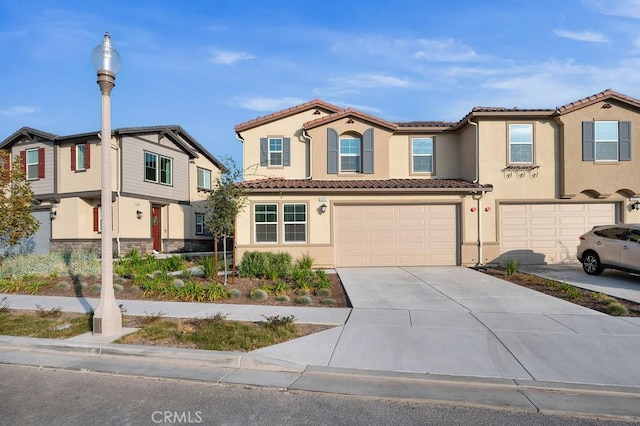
[{"xmin": 91, "ymin": 32, "xmax": 122, "ymax": 335}]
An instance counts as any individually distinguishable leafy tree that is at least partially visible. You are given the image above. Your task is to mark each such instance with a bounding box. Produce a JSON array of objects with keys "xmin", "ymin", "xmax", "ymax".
[
  {"xmin": 204, "ymin": 157, "xmax": 247, "ymax": 283},
  {"xmin": 0, "ymin": 149, "xmax": 39, "ymax": 258}
]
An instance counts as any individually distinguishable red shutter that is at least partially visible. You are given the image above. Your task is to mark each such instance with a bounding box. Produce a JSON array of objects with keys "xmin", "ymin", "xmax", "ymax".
[
  {"xmin": 20, "ymin": 150, "xmax": 26, "ymax": 174},
  {"xmin": 85, "ymin": 143, "xmax": 91, "ymax": 169},
  {"xmin": 2, "ymin": 154, "xmax": 9, "ymax": 180},
  {"xmin": 38, "ymin": 147, "xmax": 45, "ymax": 178},
  {"xmin": 71, "ymin": 145, "xmax": 76, "ymax": 171},
  {"xmin": 93, "ymin": 206, "xmax": 99, "ymax": 232}
]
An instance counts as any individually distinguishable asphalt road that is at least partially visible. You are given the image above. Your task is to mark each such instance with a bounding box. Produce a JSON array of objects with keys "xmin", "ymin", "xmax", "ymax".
[{"xmin": 0, "ymin": 365, "xmax": 632, "ymax": 426}]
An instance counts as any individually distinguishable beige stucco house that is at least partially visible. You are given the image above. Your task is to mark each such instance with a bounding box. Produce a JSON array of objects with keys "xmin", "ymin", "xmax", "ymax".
[
  {"xmin": 234, "ymin": 89, "xmax": 640, "ymax": 268},
  {"xmin": 0, "ymin": 125, "xmax": 223, "ymax": 255}
]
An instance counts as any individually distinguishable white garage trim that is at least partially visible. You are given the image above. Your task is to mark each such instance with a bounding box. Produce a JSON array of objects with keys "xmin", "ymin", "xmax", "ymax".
[
  {"xmin": 499, "ymin": 202, "xmax": 617, "ymax": 265},
  {"xmin": 334, "ymin": 204, "xmax": 459, "ymax": 267}
]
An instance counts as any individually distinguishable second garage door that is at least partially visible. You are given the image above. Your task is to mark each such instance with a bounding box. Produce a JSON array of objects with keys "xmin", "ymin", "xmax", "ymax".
[
  {"xmin": 334, "ymin": 204, "xmax": 458, "ymax": 267},
  {"xmin": 499, "ymin": 203, "xmax": 617, "ymax": 264}
]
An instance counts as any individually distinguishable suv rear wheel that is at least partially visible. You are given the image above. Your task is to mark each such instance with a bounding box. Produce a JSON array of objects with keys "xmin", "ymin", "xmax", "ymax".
[{"xmin": 582, "ymin": 251, "xmax": 603, "ymax": 275}]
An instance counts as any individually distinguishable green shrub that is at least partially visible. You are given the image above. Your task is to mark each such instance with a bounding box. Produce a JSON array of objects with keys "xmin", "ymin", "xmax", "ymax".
[
  {"xmin": 272, "ymin": 281, "xmax": 290, "ymax": 295},
  {"xmin": 295, "ymin": 252, "xmax": 314, "ymax": 270},
  {"xmin": 228, "ymin": 288, "xmax": 241, "ymax": 298},
  {"xmin": 316, "ymin": 288, "xmax": 332, "ymax": 297},
  {"xmin": 250, "ymin": 288, "xmax": 268, "ymax": 301},
  {"xmin": 275, "ymin": 295, "xmax": 290, "ymax": 303},
  {"xmin": 295, "ymin": 295, "xmax": 312, "ymax": 305},
  {"xmin": 296, "ymin": 288, "xmax": 310, "ymax": 296},
  {"xmin": 314, "ymin": 270, "xmax": 331, "ymax": 289},
  {"xmin": 198, "ymin": 256, "xmax": 218, "ymax": 279},
  {"xmin": 89, "ymin": 284, "xmax": 102, "ymax": 295},
  {"xmin": 559, "ymin": 282, "xmax": 581, "ymax": 300},
  {"xmin": 320, "ymin": 298, "xmax": 336, "ymax": 306},
  {"xmin": 239, "ymin": 251, "xmax": 270, "ymax": 278},
  {"xmin": 57, "ymin": 282, "xmax": 72, "ymax": 291},
  {"xmin": 605, "ymin": 301, "xmax": 629, "ymax": 316},
  {"xmin": 502, "ymin": 258, "xmax": 520, "ymax": 276},
  {"xmin": 204, "ymin": 283, "xmax": 229, "ymax": 301}
]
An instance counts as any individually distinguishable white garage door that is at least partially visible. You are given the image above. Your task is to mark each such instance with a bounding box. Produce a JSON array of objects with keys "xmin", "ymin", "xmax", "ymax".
[
  {"xmin": 334, "ymin": 204, "xmax": 458, "ymax": 267},
  {"xmin": 499, "ymin": 203, "xmax": 616, "ymax": 264}
]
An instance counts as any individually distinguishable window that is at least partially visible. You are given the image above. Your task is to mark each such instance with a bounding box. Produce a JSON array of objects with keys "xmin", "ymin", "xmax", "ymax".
[
  {"xmin": 509, "ymin": 124, "xmax": 533, "ymax": 163},
  {"xmin": 595, "ymin": 121, "xmax": 618, "ymax": 161},
  {"xmin": 145, "ymin": 152, "xmax": 173, "ymax": 185},
  {"xmin": 583, "ymin": 121, "xmax": 631, "ymax": 162},
  {"xmin": 26, "ymin": 149, "xmax": 39, "ymax": 180},
  {"xmin": 284, "ymin": 204, "xmax": 306, "ymax": 242},
  {"xmin": 72, "ymin": 144, "xmax": 90, "ymax": 171},
  {"xmin": 195, "ymin": 213, "xmax": 212, "ymax": 236},
  {"xmin": 255, "ymin": 204, "xmax": 277, "ymax": 243},
  {"xmin": 340, "ymin": 137, "xmax": 361, "ymax": 172},
  {"xmin": 76, "ymin": 145, "xmax": 86, "ymax": 170},
  {"xmin": 269, "ymin": 138, "xmax": 283, "ymax": 166},
  {"xmin": 412, "ymin": 138, "xmax": 433, "ymax": 173},
  {"xmin": 197, "ymin": 168, "xmax": 211, "ymax": 190}
]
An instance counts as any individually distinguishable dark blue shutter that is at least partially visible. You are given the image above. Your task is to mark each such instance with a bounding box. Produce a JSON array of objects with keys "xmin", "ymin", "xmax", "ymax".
[
  {"xmin": 260, "ymin": 138, "xmax": 268, "ymax": 166},
  {"xmin": 362, "ymin": 128, "xmax": 374, "ymax": 174},
  {"xmin": 582, "ymin": 122, "xmax": 594, "ymax": 161},
  {"xmin": 283, "ymin": 138, "xmax": 290, "ymax": 166},
  {"xmin": 327, "ymin": 128, "xmax": 338, "ymax": 174},
  {"xmin": 619, "ymin": 121, "xmax": 631, "ymax": 161}
]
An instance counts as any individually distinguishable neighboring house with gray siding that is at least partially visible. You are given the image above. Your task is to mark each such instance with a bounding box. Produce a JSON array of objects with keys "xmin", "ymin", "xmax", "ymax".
[{"xmin": 0, "ymin": 125, "xmax": 223, "ymax": 256}]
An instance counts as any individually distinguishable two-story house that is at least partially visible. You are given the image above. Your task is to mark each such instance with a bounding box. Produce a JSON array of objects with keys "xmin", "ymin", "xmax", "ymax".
[
  {"xmin": 0, "ymin": 125, "xmax": 223, "ymax": 255},
  {"xmin": 234, "ymin": 89, "xmax": 640, "ymax": 268}
]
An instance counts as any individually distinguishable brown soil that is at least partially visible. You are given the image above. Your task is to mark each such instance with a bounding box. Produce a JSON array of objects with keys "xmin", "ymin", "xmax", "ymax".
[
  {"xmin": 10, "ymin": 272, "xmax": 351, "ymax": 309},
  {"xmin": 480, "ymin": 267, "xmax": 640, "ymax": 317}
]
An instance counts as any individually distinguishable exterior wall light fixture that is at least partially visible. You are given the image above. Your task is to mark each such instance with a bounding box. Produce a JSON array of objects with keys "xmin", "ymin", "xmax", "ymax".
[
  {"xmin": 136, "ymin": 210, "xmax": 143, "ymax": 219},
  {"xmin": 320, "ymin": 203, "xmax": 327, "ymax": 214},
  {"xmin": 632, "ymin": 201, "xmax": 640, "ymax": 211}
]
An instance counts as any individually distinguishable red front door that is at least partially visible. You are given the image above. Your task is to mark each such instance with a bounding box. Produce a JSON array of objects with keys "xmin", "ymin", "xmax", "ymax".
[{"xmin": 151, "ymin": 206, "xmax": 161, "ymax": 252}]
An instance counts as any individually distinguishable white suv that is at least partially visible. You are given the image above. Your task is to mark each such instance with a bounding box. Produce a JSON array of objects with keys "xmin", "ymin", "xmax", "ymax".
[{"xmin": 577, "ymin": 224, "xmax": 640, "ymax": 275}]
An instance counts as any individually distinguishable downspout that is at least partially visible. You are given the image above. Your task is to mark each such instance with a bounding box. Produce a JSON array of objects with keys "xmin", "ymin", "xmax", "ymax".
[
  {"xmin": 302, "ymin": 129, "xmax": 313, "ymax": 180},
  {"xmin": 468, "ymin": 119, "xmax": 484, "ymax": 266},
  {"xmin": 115, "ymin": 136, "xmax": 121, "ymax": 257}
]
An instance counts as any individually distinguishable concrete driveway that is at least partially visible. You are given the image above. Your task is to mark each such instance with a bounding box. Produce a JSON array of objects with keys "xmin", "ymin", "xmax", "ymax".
[
  {"xmin": 254, "ymin": 266, "xmax": 640, "ymax": 387},
  {"xmin": 521, "ymin": 264, "xmax": 640, "ymax": 304}
]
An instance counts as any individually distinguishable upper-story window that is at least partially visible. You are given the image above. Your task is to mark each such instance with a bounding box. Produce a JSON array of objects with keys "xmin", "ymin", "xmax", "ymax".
[
  {"xmin": 197, "ymin": 167, "xmax": 212, "ymax": 190},
  {"xmin": 26, "ymin": 148, "xmax": 39, "ymax": 180},
  {"xmin": 71, "ymin": 144, "xmax": 90, "ymax": 171},
  {"xmin": 583, "ymin": 121, "xmax": 631, "ymax": 162},
  {"xmin": 269, "ymin": 138, "xmax": 283, "ymax": 166},
  {"xmin": 412, "ymin": 138, "xmax": 433, "ymax": 173},
  {"xmin": 339, "ymin": 137, "xmax": 361, "ymax": 172},
  {"xmin": 509, "ymin": 124, "xmax": 533, "ymax": 164},
  {"xmin": 145, "ymin": 151, "xmax": 173, "ymax": 185},
  {"xmin": 260, "ymin": 137, "xmax": 290, "ymax": 167},
  {"xmin": 327, "ymin": 128, "xmax": 374, "ymax": 175}
]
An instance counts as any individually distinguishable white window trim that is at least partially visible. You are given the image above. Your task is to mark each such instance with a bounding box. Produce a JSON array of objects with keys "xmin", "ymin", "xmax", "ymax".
[
  {"xmin": 76, "ymin": 144, "xmax": 86, "ymax": 171},
  {"xmin": 197, "ymin": 167, "xmax": 212, "ymax": 190},
  {"xmin": 339, "ymin": 137, "xmax": 361, "ymax": 173},
  {"xmin": 26, "ymin": 148, "xmax": 39, "ymax": 180},
  {"xmin": 283, "ymin": 203, "xmax": 307, "ymax": 243},
  {"xmin": 144, "ymin": 151, "xmax": 173, "ymax": 185},
  {"xmin": 254, "ymin": 203, "xmax": 278, "ymax": 243},
  {"xmin": 594, "ymin": 120, "xmax": 619, "ymax": 162},
  {"xmin": 411, "ymin": 137, "xmax": 433, "ymax": 173},
  {"xmin": 268, "ymin": 137, "xmax": 283, "ymax": 167},
  {"xmin": 508, "ymin": 123, "xmax": 534, "ymax": 164}
]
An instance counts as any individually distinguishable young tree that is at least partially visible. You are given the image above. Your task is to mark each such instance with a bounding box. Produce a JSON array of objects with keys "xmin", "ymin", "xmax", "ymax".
[
  {"xmin": 204, "ymin": 157, "xmax": 247, "ymax": 284},
  {"xmin": 0, "ymin": 149, "xmax": 39, "ymax": 258}
]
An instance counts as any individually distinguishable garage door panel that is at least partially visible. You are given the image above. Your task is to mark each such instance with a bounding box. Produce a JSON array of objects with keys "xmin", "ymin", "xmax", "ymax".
[
  {"xmin": 500, "ymin": 203, "xmax": 616, "ymax": 265},
  {"xmin": 335, "ymin": 204, "xmax": 457, "ymax": 267}
]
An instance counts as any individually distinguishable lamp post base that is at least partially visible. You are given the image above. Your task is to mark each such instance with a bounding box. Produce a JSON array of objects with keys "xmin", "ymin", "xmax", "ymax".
[{"xmin": 93, "ymin": 301, "xmax": 122, "ymax": 335}]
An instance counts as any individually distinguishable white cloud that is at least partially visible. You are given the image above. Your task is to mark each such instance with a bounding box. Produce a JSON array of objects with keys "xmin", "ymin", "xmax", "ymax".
[
  {"xmin": 583, "ymin": 0, "xmax": 640, "ymax": 19},
  {"xmin": 330, "ymin": 74, "xmax": 409, "ymax": 89},
  {"xmin": 0, "ymin": 106, "xmax": 37, "ymax": 117},
  {"xmin": 553, "ymin": 29, "xmax": 608, "ymax": 42},
  {"xmin": 235, "ymin": 96, "xmax": 307, "ymax": 112},
  {"xmin": 412, "ymin": 38, "xmax": 480, "ymax": 62},
  {"xmin": 209, "ymin": 50, "xmax": 255, "ymax": 65}
]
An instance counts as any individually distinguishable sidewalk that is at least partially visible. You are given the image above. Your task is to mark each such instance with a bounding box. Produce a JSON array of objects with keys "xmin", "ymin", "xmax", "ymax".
[{"xmin": 3, "ymin": 266, "xmax": 640, "ymax": 420}]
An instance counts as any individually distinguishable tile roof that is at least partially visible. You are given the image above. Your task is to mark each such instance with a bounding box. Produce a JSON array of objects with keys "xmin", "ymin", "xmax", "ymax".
[
  {"xmin": 239, "ymin": 177, "xmax": 492, "ymax": 193},
  {"xmin": 235, "ymin": 99, "xmax": 343, "ymax": 132},
  {"xmin": 555, "ymin": 88, "xmax": 640, "ymax": 114},
  {"xmin": 302, "ymin": 108, "xmax": 398, "ymax": 131}
]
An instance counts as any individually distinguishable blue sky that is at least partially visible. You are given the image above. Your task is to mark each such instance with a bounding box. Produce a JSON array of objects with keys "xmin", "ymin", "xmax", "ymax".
[{"xmin": 2, "ymin": 0, "xmax": 640, "ymax": 164}]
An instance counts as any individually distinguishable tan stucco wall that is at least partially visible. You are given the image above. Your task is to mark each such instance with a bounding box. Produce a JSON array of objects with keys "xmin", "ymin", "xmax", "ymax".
[
  {"xmin": 387, "ymin": 133, "xmax": 460, "ymax": 179},
  {"xmin": 558, "ymin": 99, "xmax": 640, "ymax": 197},
  {"xmin": 57, "ymin": 139, "xmax": 104, "ymax": 194}
]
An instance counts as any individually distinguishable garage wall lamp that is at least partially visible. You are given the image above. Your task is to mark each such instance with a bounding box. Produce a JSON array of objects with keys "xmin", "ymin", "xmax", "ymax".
[
  {"xmin": 320, "ymin": 204, "xmax": 327, "ymax": 214},
  {"xmin": 632, "ymin": 201, "xmax": 640, "ymax": 211},
  {"xmin": 136, "ymin": 210, "xmax": 143, "ymax": 219},
  {"xmin": 50, "ymin": 210, "xmax": 57, "ymax": 220}
]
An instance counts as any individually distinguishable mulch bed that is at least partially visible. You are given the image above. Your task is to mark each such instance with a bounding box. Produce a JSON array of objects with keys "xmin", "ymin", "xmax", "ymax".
[{"xmin": 480, "ymin": 267, "xmax": 640, "ymax": 317}]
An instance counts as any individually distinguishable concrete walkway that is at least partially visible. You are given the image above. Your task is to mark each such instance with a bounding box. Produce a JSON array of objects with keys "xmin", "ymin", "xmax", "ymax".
[{"xmin": 3, "ymin": 266, "xmax": 640, "ymax": 419}]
